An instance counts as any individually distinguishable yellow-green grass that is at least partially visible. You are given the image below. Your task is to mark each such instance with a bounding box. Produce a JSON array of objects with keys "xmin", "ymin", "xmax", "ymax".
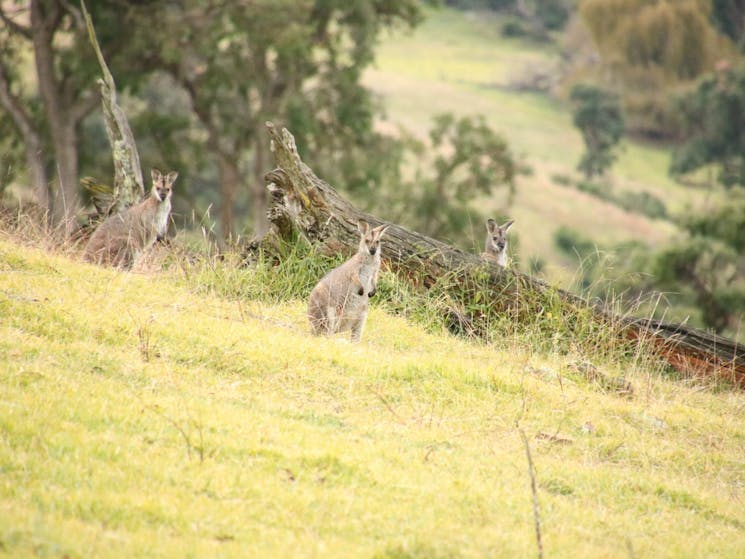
[
  {"xmin": 366, "ymin": 8, "xmax": 722, "ymax": 273},
  {"xmin": 1, "ymin": 237, "xmax": 744, "ymax": 558}
]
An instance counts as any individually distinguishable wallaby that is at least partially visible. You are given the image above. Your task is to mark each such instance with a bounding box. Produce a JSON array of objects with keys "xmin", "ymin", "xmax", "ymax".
[
  {"xmin": 84, "ymin": 169, "xmax": 177, "ymax": 269},
  {"xmin": 481, "ymin": 218, "xmax": 514, "ymax": 267},
  {"xmin": 308, "ymin": 219, "xmax": 390, "ymax": 342}
]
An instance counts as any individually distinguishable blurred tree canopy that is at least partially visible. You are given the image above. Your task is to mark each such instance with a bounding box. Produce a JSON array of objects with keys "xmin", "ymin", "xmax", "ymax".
[
  {"xmin": 579, "ymin": 0, "xmax": 737, "ymax": 138},
  {"xmin": 642, "ymin": 60, "xmax": 745, "ymax": 336},
  {"xmin": 671, "ymin": 61, "xmax": 745, "ymax": 187},
  {"xmin": 570, "ymin": 83, "xmax": 624, "ymax": 178},
  {"xmin": 147, "ymin": 0, "xmax": 430, "ymax": 238},
  {"xmin": 711, "ymin": 0, "xmax": 745, "ymax": 43},
  {"xmin": 446, "ymin": 0, "xmax": 572, "ymax": 37},
  {"xmin": 641, "ymin": 197, "xmax": 745, "ymax": 336},
  {"xmin": 355, "ymin": 113, "xmax": 515, "ymax": 246},
  {"xmin": 0, "ymin": 0, "xmax": 434, "ymax": 238}
]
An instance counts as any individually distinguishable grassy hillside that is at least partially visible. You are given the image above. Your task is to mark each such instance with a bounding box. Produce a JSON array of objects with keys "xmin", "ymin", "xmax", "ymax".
[
  {"xmin": 364, "ymin": 8, "xmax": 721, "ymax": 277},
  {"xmin": 1, "ymin": 235, "xmax": 744, "ymax": 558}
]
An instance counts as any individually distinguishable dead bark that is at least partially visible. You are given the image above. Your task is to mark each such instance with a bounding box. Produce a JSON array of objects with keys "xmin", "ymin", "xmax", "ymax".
[
  {"xmin": 82, "ymin": 0, "xmax": 144, "ymax": 213},
  {"xmin": 259, "ymin": 122, "xmax": 745, "ymax": 388},
  {"xmin": 252, "ymin": 135, "xmax": 269, "ymax": 238}
]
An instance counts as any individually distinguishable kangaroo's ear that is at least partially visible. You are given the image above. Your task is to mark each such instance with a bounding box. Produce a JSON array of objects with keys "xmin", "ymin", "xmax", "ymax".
[
  {"xmin": 151, "ymin": 168, "xmax": 163, "ymax": 183},
  {"xmin": 357, "ymin": 219, "xmax": 370, "ymax": 235},
  {"xmin": 486, "ymin": 218, "xmax": 497, "ymax": 233},
  {"xmin": 165, "ymin": 171, "xmax": 179, "ymax": 186},
  {"xmin": 372, "ymin": 223, "xmax": 390, "ymax": 238},
  {"xmin": 501, "ymin": 219, "xmax": 515, "ymax": 232}
]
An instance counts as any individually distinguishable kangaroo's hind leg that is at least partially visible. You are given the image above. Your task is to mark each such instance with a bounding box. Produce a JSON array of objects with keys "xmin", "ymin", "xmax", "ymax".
[
  {"xmin": 350, "ymin": 307, "xmax": 368, "ymax": 342},
  {"xmin": 308, "ymin": 287, "xmax": 332, "ymax": 335}
]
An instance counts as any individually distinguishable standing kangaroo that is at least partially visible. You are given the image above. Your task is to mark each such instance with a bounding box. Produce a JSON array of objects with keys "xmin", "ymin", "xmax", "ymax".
[
  {"xmin": 84, "ymin": 169, "xmax": 177, "ymax": 269},
  {"xmin": 482, "ymin": 218, "xmax": 514, "ymax": 267},
  {"xmin": 308, "ymin": 219, "xmax": 390, "ymax": 342}
]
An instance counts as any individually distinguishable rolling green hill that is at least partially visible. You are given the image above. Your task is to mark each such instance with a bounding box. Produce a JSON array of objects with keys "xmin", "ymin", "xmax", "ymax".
[
  {"xmin": 1, "ymin": 235, "xmax": 743, "ymax": 558},
  {"xmin": 364, "ymin": 8, "xmax": 720, "ymax": 279}
]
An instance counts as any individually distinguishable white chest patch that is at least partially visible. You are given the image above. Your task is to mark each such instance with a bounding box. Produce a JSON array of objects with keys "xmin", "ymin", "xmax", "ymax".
[{"xmin": 153, "ymin": 199, "xmax": 171, "ymax": 237}]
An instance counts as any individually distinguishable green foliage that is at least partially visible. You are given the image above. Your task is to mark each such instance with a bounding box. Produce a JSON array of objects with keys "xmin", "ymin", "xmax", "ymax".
[
  {"xmin": 0, "ymin": 1, "xmax": 172, "ymax": 218},
  {"xmin": 554, "ymin": 225, "xmax": 596, "ymax": 257},
  {"xmin": 535, "ymin": 0, "xmax": 571, "ymax": 31},
  {"xmin": 711, "ymin": 0, "xmax": 745, "ymax": 43},
  {"xmin": 685, "ymin": 201, "xmax": 745, "ymax": 251},
  {"xmin": 427, "ymin": 112, "xmax": 515, "ymax": 221},
  {"xmin": 1, "ymin": 0, "xmax": 430, "ymax": 236},
  {"xmin": 579, "ymin": 0, "xmax": 733, "ymax": 137},
  {"xmin": 0, "ymin": 116, "xmax": 23, "ymax": 196},
  {"xmin": 351, "ymin": 113, "xmax": 515, "ymax": 248},
  {"xmin": 500, "ymin": 19, "xmax": 530, "ymax": 38},
  {"xmin": 581, "ymin": 0, "xmax": 722, "ymax": 80},
  {"xmin": 671, "ymin": 62, "xmax": 745, "ymax": 187},
  {"xmin": 651, "ymin": 241, "xmax": 739, "ymax": 334},
  {"xmin": 616, "ymin": 191, "xmax": 668, "ymax": 220},
  {"xmin": 646, "ymin": 196, "xmax": 745, "ymax": 335},
  {"xmin": 158, "ymin": 0, "xmax": 428, "ymax": 235},
  {"xmin": 570, "ymin": 84, "xmax": 625, "ymax": 178},
  {"xmin": 575, "ymin": 179, "xmax": 607, "ymax": 197},
  {"xmin": 445, "ymin": 0, "xmax": 516, "ymax": 10},
  {"xmin": 565, "ymin": 178, "xmax": 668, "ymax": 220},
  {"xmin": 186, "ymin": 239, "xmax": 344, "ymax": 304},
  {"xmin": 447, "ymin": 0, "xmax": 570, "ymax": 36}
]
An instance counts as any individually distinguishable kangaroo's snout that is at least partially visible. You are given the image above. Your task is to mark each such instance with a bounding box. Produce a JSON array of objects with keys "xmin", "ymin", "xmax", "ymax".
[{"xmin": 369, "ymin": 247, "xmax": 377, "ymax": 256}]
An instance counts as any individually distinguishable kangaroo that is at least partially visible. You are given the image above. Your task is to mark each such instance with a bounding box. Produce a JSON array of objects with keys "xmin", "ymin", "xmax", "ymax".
[
  {"xmin": 308, "ymin": 219, "xmax": 390, "ymax": 342},
  {"xmin": 84, "ymin": 169, "xmax": 177, "ymax": 269},
  {"xmin": 481, "ymin": 218, "xmax": 514, "ymax": 267}
]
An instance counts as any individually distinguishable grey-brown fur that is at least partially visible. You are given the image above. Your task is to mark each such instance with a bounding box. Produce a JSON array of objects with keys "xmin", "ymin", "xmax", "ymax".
[
  {"xmin": 481, "ymin": 218, "xmax": 514, "ymax": 267},
  {"xmin": 308, "ymin": 220, "xmax": 389, "ymax": 341},
  {"xmin": 84, "ymin": 169, "xmax": 177, "ymax": 269}
]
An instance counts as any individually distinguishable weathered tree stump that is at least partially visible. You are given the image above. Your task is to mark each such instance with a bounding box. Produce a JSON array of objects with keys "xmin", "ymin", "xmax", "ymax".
[{"xmin": 260, "ymin": 122, "xmax": 745, "ymax": 387}]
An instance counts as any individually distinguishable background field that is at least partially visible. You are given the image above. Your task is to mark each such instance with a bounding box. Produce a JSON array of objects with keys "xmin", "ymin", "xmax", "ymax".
[
  {"xmin": 363, "ymin": 8, "xmax": 719, "ymax": 278},
  {"xmin": 1, "ymin": 237, "xmax": 744, "ymax": 558}
]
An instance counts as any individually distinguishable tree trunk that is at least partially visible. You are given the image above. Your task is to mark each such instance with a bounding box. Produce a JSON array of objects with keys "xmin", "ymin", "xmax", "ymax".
[
  {"xmin": 252, "ymin": 137, "xmax": 269, "ymax": 238},
  {"xmin": 25, "ymin": 138, "xmax": 50, "ymax": 218},
  {"xmin": 31, "ymin": 0, "xmax": 79, "ymax": 232},
  {"xmin": 259, "ymin": 122, "xmax": 745, "ymax": 388},
  {"xmin": 218, "ymin": 155, "xmax": 239, "ymax": 240}
]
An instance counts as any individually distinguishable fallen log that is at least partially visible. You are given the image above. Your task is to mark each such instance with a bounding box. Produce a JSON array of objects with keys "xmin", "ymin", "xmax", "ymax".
[{"xmin": 259, "ymin": 122, "xmax": 745, "ymax": 388}]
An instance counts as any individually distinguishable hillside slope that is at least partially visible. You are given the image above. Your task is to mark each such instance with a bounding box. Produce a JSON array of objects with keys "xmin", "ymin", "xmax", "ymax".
[{"xmin": 1, "ymin": 238, "xmax": 744, "ymax": 558}]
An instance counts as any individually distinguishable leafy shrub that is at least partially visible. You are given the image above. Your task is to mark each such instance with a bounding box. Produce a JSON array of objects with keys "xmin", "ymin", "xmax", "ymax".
[
  {"xmin": 551, "ymin": 173, "xmax": 573, "ymax": 186},
  {"xmin": 570, "ymin": 84, "xmax": 625, "ymax": 179},
  {"xmin": 554, "ymin": 226, "xmax": 596, "ymax": 258},
  {"xmin": 501, "ymin": 20, "xmax": 528, "ymax": 38},
  {"xmin": 575, "ymin": 180, "xmax": 611, "ymax": 200},
  {"xmin": 617, "ymin": 191, "xmax": 668, "ymax": 220}
]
